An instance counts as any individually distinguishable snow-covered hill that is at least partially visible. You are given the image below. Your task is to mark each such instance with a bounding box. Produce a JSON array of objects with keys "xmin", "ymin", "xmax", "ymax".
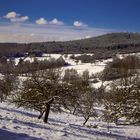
[
  {"xmin": 1, "ymin": 53, "xmax": 140, "ymax": 140},
  {"xmin": 0, "ymin": 103, "xmax": 140, "ymax": 140},
  {"xmin": 14, "ymin": 53, "xmax": 111, "ymax": 75}
]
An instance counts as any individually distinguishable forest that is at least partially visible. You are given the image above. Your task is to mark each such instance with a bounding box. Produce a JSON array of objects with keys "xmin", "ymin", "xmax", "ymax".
[{"xmin": 1, "ymin": 33, "xmax": 140, "ymax": 60}]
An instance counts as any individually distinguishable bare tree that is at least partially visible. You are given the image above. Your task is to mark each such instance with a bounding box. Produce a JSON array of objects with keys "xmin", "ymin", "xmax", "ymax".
[
  {"xmin": 0, "ymin": 73, "xmax": 18, "ymax": 102},
  {"xmin": 104, "ymin": 70, "xmax": 140, "ymax": 125},
  {"xmin": 78, "ymin": 87, "xmax": 98, "ymax": 126},
  {"xmin": 11, "ymin": 68, "xmax": 74, "ymax": 123}
]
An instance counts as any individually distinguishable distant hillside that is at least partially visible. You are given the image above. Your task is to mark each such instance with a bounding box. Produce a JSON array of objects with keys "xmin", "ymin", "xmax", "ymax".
[
  {"xmin": 0, "ymin": 32, "xmax": 140, "ymax": 59},
  {"xmin": 75, "ymin": 32, "xmax": 140, "ymax": 47}
]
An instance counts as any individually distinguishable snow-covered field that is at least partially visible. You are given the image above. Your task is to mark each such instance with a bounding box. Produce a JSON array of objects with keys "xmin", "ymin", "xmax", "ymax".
[
  {"xmin": 14, "ymin": 53, "xmax": 111, "ymax": 75},
  {"xmin": 0, "ymin": 102, "xmax": 140, "ymax": 140},
  {"xmin": 1, "ymin": 53, "xmax": 140, "ymax": 140}
]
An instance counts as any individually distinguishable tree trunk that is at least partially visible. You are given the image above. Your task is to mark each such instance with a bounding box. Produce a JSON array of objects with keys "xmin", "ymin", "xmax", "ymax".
[
  {"xmin": 115, "ymin": 117, "xmax": 118, "ymax": 125},
  {"xmin": 0, "ymin": 97, "xmax": 2, "ymax": 103},
  {"xmin": 43, "ymin": 104, "xmax": 50, "ymax": 123},
  {"xmin": 38, "ymin": 110, "xmax": 45, "ymax": 119},
  {"xmin": 72, "ymin": 106, "xmax": 77, "ymax": 115},
  {"xmin": 107, "ymin": 121, "xmax": 110, "ymax": 132},
  {"xmin": 83, "ymin": 117, "xmax": 89, "ymax": 126}
]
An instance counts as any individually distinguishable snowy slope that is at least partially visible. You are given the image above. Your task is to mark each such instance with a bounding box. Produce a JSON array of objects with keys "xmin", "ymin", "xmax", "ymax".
[
  {"xmin": 2, "ymin": 53, "xmax": 140, "ymax": 140},
  {"xmin": 14, "ymin": 53, "xmax": 109, "ymax": 75},
  {"xmin": 0, "ymin": 103, "xmax": 140, "ymax": 140}
]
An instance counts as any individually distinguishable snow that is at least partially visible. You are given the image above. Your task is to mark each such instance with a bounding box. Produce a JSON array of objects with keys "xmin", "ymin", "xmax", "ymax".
[
  {"xmin": 117, "ymin": 52, "xmax": 140, "ymax": 59},
  {"xmin": 14, "ymin": 53, "xmax": 109, "ymax": 75},
  {"xmin": 63, "ymin": 63, "xmax": 105, "ymax": 75},
  {"xmin": 14, "ymin": 53, "xmax": 112, "ymax": 89},
  {"xmin": 0, "ymin": 102, "xmax": 140, "ymax": 140},
  {"xmin": 1, "ymin": 53, "xmax": 140, "ymax": 139}
]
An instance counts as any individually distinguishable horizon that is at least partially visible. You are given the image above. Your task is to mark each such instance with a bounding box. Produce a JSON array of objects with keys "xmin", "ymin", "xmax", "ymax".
[
  {"xmin": 0, "ymin": 32, "xmax": 139, "ymax": 44},
  {"xmin": 0, "ymin": 0, "xmax": 140, "ymax": 43}
]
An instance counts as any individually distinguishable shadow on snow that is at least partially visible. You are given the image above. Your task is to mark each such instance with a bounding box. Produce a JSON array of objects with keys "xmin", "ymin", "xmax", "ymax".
[{"xmin": 0, "ymin": 129, "xmax": 43, "ymax": 140}]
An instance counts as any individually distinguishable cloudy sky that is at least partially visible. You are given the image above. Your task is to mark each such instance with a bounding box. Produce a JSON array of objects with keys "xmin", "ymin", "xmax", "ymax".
[{"xmin": 0, "ymin": 0, "xmax": 140, "ymax": 43}]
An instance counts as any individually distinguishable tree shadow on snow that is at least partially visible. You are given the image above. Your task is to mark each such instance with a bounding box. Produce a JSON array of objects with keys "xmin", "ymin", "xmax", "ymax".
[
  {"xmin": 0, "ymin": 106, "xmax": 67, "ymax": 125},
  {"xmin": 49, "ymin": 118, "xmax": 66, "ymax": 124},
  {"xmin": 69, "ymin": 124, "xmax": 140, "ymax": 140},
  {"xmin": 1, "ymin": 106, "xmax": 139, "ymax": 140},
  {"xmin": 0, "ymin": 129, "xmax": 43, "ymax": 140},
  {"xmin": 0, "ymin": 106, "xmax": 38, "ymax": 118}
]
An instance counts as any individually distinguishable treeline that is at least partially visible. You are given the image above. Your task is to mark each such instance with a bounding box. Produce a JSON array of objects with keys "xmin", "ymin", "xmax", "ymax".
[
  {"xmin": 1, "ymin": 33, "xmax": 140, "ymax": 60},
  {"xmin": 101, "ymin": 55, "xmax": 140, "ymax": 81},
  {"xmin": 0, "ymin": 56, "xmax": 68, "ymax": 74}
]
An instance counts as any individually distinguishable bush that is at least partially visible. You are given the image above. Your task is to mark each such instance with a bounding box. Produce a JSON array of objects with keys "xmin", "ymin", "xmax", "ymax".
[{"xmin": 101, "ymin": 55, "xmax": 140, "ymax": 81}]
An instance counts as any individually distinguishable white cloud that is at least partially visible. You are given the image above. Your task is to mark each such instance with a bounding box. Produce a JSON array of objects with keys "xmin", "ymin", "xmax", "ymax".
[
  {"xmin": 36, "ymin": 18, "xmax": 64, "ymax": 25},
  {"xmin": 4, "ymin": 11, "xmax": 17, "ymax": 19},
  {"xmin": 4, "ymin": 11, "xmax": 29, "ymax": 23},
  {"xmin": 36, "ymin": 18, "xmax": 47, "ymax": 25},
  {"xmin": 10, "ymin": 16, "xmax": 29, "ymax": 22},
  {"xmin": 20, "ymin": 16, "xmax": 29, "ymax": 21},
  {"xmin": 73, "ymin": 21, "xmax": 88, "ymax": 27},
  {"xmin": 49, "ymin": 18, "xmax": 64, "ymax": 25},
  {"xmin": 0, "ymin": 22, "xmax": 112, "ymax": 43}
]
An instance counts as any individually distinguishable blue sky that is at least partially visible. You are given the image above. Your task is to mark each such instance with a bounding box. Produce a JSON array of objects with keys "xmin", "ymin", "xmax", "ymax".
[{"xmin": 0, "ymin": 0, "xmax": 140, "ymax": 42}]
